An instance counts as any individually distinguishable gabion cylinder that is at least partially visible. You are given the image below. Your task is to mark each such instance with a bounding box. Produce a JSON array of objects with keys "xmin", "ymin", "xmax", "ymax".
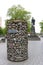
[{"xmin": 6, "ymin": 20, "xmax": 28, "ymax": 62}]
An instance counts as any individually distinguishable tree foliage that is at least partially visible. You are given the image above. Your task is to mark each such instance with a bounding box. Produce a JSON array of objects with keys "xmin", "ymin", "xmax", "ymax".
[
  {"xmin": 27, "ymin": 21, "xmax": 31, "ymax": 32},
  {"xmin": 40, "ymin": 20, "xmax": 43, "ymax": 32},
  {"xmin": 0, "ymin": 27, "xmax": 7, "ymax": 36},
  {"xmin": 0, "ymin": 27, "xmax": 3, "ymax": 35},
  {"xmin": 2, "ymin": 28, "xmax": 7, "ymax": 35}
]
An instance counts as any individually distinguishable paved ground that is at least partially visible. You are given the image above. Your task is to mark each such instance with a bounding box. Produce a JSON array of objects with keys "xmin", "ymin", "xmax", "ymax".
[{"xmin": 0, "ymin": 37, "xmax": 43, "ymax": 65}]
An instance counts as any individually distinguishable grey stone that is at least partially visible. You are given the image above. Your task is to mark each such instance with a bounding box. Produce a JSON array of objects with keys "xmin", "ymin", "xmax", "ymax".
[{"xmin": 8, "ymin": 29, "xmax": 18, "ymax": 33}]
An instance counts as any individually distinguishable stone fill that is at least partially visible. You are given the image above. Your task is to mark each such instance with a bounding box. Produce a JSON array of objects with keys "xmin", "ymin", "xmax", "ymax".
[{"xmin": 6, "ymin": 20, "xmax": 28, "ymax": 62}]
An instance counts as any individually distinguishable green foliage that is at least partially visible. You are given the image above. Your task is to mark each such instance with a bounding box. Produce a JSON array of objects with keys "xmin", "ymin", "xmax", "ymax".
[
  {"xmin": 6, "ymin": 5, "xmax": 31, "ymax": 32},
  {"xmin": 40, "ymin": 21, "xmax": 43, "ymax": 32},
  {"xmin": 7, "ymin": 5, "xmax": 31, "ymax": 20},
  {"xmin": 0, "ymin": 27, "xmax": 3, "ymax": 35},
  {"xmin": 2, "ymin": 28, "xmax": 7, "ymax": 35},
  {"xmin": 27, "ymin": 21, "xmax": 31, "ymax": 32},
  {"xmin": 0, "ymin": 27, "xmax": 7, "ymax": 36}
]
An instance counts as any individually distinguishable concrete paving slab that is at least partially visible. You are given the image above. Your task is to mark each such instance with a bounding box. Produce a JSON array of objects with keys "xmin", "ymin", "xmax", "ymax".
[{"xmin": 0, "ymin": 37, "xmax": 43, "ymax": 65}]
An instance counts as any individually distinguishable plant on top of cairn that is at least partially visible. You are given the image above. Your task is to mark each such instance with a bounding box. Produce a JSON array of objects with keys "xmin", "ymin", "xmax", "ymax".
[
  {"xmin": 6, "ymin": 5, "xmax": 31, "ymax": 32},
  {"xmin": 7, "ymin": 5, "xmax": 31, "ymax": 20}
]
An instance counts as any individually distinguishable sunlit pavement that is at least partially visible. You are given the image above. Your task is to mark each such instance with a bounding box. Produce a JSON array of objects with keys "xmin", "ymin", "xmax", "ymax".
[{"xmin": 0, "ymin": 37, "xmax": 43, "ymax": 65}]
